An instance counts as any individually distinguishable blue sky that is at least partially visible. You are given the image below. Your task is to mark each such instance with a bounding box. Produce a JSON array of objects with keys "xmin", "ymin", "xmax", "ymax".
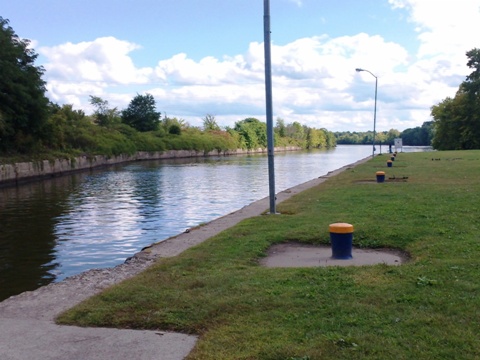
[{"xmin": 3, "ymin": 0, "xmax": 480, "ymax": 131}]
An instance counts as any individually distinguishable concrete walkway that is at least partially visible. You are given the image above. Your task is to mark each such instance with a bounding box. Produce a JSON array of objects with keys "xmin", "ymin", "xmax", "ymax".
[
  {"xmin": 0, "ymin": 318, "xmax": 196, "ymax": 360},
  {"xmin": 0, "ymin": 159, "xmax": 369, "ymax": 360}
]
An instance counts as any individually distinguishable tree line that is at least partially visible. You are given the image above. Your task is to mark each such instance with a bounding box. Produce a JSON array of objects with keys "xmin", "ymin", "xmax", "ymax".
[
  {"xmin": 7, "ymin": 15, "xmax": 477, "ymax": 160},
  {"xmin": 0, "ymin": 17, "xmax": 335, "ymax": 159},
  {"xmin": 335, "ymin": 122, "xmax": 434, "ymax": 146}
]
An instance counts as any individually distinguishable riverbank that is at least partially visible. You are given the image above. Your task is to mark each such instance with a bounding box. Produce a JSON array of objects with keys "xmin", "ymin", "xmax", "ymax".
[
  {"xmin": 0, "ymin": 156, "xmax": 369, "ymax": 360},
  {"xmin": 0, "ymin": 146, "xmax": 302, "ymax": 187},
  {"xmin": 56, "ymin": 150, "xmax": 480, "ymax": 359}
]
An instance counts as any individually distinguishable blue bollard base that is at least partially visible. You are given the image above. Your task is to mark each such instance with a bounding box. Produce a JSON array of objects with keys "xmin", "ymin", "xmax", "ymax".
[{"xmin": 330, "ymin": 231, "xmax": 353, "ymax": 260}]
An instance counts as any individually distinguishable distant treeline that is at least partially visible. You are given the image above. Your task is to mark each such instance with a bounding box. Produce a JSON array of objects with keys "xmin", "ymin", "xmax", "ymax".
[
  {"xmin": 2, "ymin": 93, "xmax": 337, "ymax": 160},
  {"xmin": 5, "ymin": 15, "xmax": 479, "ymax": 161},
  {"xmin": 335, "ymin": 121, "xmax": 434, "ymax": 146},
  {"xmin": 35, "ymin": 101, "xmax": 337, "ymax": 159},
  {"xmin": 0, "ymin": 17, "xmax": 335, "ymax": 161}
]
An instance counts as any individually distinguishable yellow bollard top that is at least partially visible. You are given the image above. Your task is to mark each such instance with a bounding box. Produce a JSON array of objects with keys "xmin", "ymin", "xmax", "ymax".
[
  {"xmin": 329, "ymin": 222, "xmax": 354, "ymax": 233},
  {"xmin": 376, "ymin": 171, "xmax": 385, "ymax": 175}
]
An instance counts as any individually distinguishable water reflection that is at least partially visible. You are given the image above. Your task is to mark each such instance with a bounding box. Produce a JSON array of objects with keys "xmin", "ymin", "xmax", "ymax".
[
  {"xmin": 0, "ymin": 175, "xmax": 85, "ymax": 298},
  {"xmin": 1, "ymin": 146, "xmax": 379, "ymax": 300}
]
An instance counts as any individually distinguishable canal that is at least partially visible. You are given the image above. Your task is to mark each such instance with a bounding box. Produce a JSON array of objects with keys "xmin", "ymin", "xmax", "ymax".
[{"xmin": 1, "ymin": 145, "xmax": 397, "ymax": 300}]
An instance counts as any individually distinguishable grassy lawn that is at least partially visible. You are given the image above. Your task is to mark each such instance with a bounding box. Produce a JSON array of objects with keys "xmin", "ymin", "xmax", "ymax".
[{"xmin": 57, "ymin": 150, "xmax": 480, "ymax": 359}]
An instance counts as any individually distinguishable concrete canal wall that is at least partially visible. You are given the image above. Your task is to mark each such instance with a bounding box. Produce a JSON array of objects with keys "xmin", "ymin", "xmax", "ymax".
[{"xmin": 0, "ymin": 147, "xmax": 301, "ymax": 186}]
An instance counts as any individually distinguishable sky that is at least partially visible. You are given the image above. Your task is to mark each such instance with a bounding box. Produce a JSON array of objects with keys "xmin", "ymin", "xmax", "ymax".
[{"xmin": 3, "ymin": 0, "xmax": 480, "ymax": 132}]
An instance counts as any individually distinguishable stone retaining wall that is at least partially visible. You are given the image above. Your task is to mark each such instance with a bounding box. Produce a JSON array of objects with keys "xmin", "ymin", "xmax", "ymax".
[{"xmin": 0, "ymin": 147, "xmax": 301, "ymax": 186}]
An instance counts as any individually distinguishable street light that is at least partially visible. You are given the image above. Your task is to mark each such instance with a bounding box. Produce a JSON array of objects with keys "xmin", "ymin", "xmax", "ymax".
[
  {"xmin": 356, "ymin": 68, "xmax": 378, "ymax": 159},
  {"xmin": 264, "ymin": 0, "xmax": 276, "ymax": 214}
]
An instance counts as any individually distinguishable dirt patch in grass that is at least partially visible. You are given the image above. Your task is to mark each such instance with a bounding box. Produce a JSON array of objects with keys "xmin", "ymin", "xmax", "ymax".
[{"xmin": 354, "ymin": 178, "xmax": 408, "ymax": 184}]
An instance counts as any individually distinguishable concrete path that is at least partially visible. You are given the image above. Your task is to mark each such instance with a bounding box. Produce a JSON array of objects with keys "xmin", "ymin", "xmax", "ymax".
[
  {"xmin": 0, "ymin": 318, "xmax": 196, "ymax": 360},
  {"xmin": 0, "ymin": 159, "xmax": 369, "ymax": 360}
]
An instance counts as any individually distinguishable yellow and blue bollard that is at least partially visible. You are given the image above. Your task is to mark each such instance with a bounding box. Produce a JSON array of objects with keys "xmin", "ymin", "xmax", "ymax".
[
  {"xmin": 329, "ymin": 223, "xmax": 354, "ymax": 259},
  {"xmin": 376, "ymin": 171, "xmax": 385, "ymax": 183}
]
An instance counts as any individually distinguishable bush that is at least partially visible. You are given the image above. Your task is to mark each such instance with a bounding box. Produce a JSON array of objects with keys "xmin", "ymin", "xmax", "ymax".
[
  {"xmin": 168, "ymin": 124, "xmax": 182, "ymax": 135},
  {"xmin": 132, "ymin": 132, "xmax": 166, "ymax": 152}
]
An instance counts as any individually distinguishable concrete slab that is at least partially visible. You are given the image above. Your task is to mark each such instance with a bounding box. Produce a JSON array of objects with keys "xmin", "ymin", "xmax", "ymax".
[
  {"xmin": 0, "ymin": 318, "xmax": 196, "ymax": 360},
  {"xmin": 261, "ymin": 243, "xmax": 407, "ymax": 267}
]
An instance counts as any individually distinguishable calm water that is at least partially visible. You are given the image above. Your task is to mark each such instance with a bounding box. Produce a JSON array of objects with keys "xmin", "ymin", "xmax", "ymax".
[{"xmin": 0, "ymin": 145, "xmax": 429, "ymax": 301}]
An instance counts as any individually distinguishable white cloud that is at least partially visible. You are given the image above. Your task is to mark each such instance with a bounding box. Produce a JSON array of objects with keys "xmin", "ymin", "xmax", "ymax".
[
  {"xmin": 153, "ymin": 52, "xmax": 257, "ymax": 86},
  {"xmin": 389, "ymin": 0, "xmax": 480, "ymax": 62},
  {"xmin": 39, "ymin": 37, "xmax": 153, "ymax": 108},
  {"xmin": 144, "ymin": 32, "xmax": 413, "ymax": 130},
  {"xmin": 381, "ymin": 0, "xmax": 480, "ymax": 130},
  {"xmin": 38, "ymin": 0, "xmax": 480, "ymax": 132},
  {"xmin": 35, "ymin": 32, "xmax": 435, "ymax": 131}
]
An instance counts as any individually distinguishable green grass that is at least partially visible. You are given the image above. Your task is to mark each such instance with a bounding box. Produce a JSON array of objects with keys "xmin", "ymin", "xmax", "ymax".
[{"xmin": 56, "ymin": 150, "xmax": 480, "ymax": 359}]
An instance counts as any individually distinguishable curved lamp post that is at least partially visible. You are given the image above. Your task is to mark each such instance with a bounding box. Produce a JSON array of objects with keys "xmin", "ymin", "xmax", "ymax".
[{"xmin": 356, "ymin": 68, "xmax": 378, "ymax": 159}]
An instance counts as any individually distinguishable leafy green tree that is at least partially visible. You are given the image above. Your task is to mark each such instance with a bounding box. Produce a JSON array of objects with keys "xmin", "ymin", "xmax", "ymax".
[
  {"xmin": 431, "ymin": 96, "xmax": 463, "ymax": 150},
  {"xmin": 44, "ymin": 103, "xmax": 87, "ymax": 149},
  {"xmin": 306, "ymin": 128, "xmax": 327, "ymax": 149},
  {"xmin": 401, "ymin": 128, "xmax": 420, "ymax": 146},
  {"xmin": 275, "ymin": 118, "xmax": 286, "ymax": 137},
  {"xmin": 324, "ymin": 130, "xmax": 336, "ymax": 148},
  {"xmin": 335, "ymin": 130, "xmax": 400, "ymax": 145},
  {"xmin": 0, "ymin": 110, "xmax": 5, "ymax": 138},
  {"xmin": 234, "ymin": 118, "xmax": 267, "ymax": 149},
  {"xmin": 463, "ymin": 48, "xmax": 480, "ymax": 96},
  {"xmin": 458, "ymin": 48, "xmax": 480, "ymax": 148},
  {"xmin": 225, "ymin": 126, "xmax": 242, "ymax": 149},
  {"xmin": 386, "ymin": 129, "xmax": 401, "ymax": 144},
  {"xmin": 161, "ymin": 117, "xmax": 186, "ymax": 134},
  {"xmin": 285, "ymin": 121, "xmax": 304, "ymax": 140},
  {"xmin": 401, "ymin": 122, "xmax": 433, "ymax": 146},
  {"xmin": 89, "ymin": 96, "xmax": 120, "ymax": 127},
  {"xmin": 376, "ymin": 132, "xmax": 387, "ymax": 145},
  {"xmin": 335, "ymin": 131, "xmax": 362, "ymax": 144},
  {"xmin": 121, "ymin": 93, "xmax": 160, "ymax": 132},
  {"xmin": 0, "ymin": 17, "xmax": 49, "ymax": 152},
  {"xmin": 202, "ymin": 114, "xmax": 221, "ymax": 131},
  {"xmin": 431, "ymin": 48, "xmax": 480, "ymax": 149},
  {"xmin": 168, "ymin": 124, "xmax": 181, "ymax": 135}
]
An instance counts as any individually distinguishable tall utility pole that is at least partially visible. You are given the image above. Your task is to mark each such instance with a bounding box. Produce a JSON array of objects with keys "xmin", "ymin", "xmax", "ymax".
[
  {"xmin": 263, "ymin": 0, "xmax": 276, "ymax": 214},
  {"xmin": 355, "ymin": 68, "xmax": 378, "ymax": 159}
]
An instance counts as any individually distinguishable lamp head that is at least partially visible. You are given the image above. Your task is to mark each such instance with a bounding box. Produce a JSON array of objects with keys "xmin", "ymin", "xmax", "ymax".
[{"xmin": 355, "ymin": 68, "xmax": 364, "ymax": 72}]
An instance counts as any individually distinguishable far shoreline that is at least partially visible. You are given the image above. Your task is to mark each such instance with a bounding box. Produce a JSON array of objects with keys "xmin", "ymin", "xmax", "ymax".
[{"xmin": 0, "ymin": 146, "xmax": 306, "ymax": 188}]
